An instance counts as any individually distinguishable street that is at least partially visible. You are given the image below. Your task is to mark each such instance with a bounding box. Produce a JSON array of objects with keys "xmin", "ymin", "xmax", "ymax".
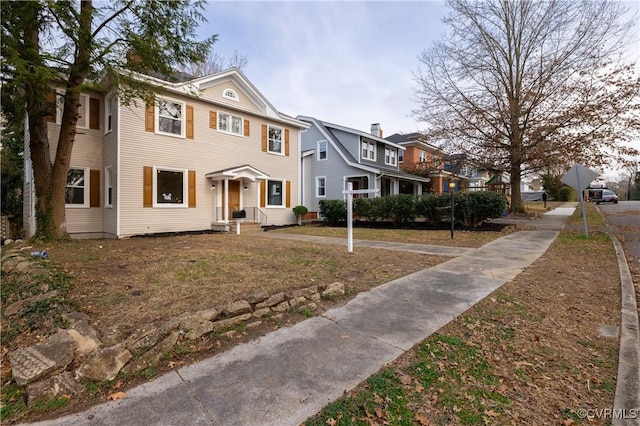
[{"xmin": 598, "ymin": 201, "xmax": 640, "ymax": 263}]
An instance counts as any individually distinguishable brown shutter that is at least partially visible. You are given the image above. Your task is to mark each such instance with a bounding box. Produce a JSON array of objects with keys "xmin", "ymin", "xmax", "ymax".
[
  {"xmin": 186, "ymin": 105, "xmax": 194, "ymax": 139},
  {"xmin": 143, "ymin": 166, "xmax": 153, "ymax": 207},
  {"xmin": 286, "ymin": 180, "xmax": 291, "ymax": 208},
  {"xmin": 46, "ymin": 90, "xmax": 57, "ymax": 122},
  {"xmin": 285, "ymin": 129, "xmax": 290, "ymax": 156},
  {"xmin": 209, "ymin": 111, "xmax": 217, "ymax": 129},
  {"xmin": 188, "ymin": 170, "xmax": 196, "ymax": 208},
  {"xmin": 244, "ymin": 119, "xmax": 250, "ymax": 136},
  {"xmin": 90, "ymin": 169, "xmax": 100, "ymax": 207},
  {"xmin": 261, "ymin": 125, "xmax": 267, "ymax": 152},
  {"xmin": 145, "ymin": 104, "xmax": 155, "ymax": 132},
  {"xmin": 89, "ymin": 98, "xmax": 100, "ymax": 130},
  {"xmin": 260, "ymin": 180, "xmax": 266, "ymax": 207}
]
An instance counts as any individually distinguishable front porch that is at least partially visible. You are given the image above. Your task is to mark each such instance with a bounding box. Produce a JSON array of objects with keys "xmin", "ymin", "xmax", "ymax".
[{"xmin": 206, "ymin": 165, "xmax": 270, "ymax": 228}]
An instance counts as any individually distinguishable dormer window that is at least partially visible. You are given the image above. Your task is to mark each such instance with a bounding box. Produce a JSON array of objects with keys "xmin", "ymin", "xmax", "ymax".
[{"xmin": 223, "ymin": 89, "xmax": 239, "ymax": 101}]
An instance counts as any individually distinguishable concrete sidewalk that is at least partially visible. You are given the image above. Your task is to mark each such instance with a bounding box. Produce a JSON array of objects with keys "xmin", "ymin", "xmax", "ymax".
[{"xmin": 29, "ymin": 227, "xmax": 562, "ymax": 426}]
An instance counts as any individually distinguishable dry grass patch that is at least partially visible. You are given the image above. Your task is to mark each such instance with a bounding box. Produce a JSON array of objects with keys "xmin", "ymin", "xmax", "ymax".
[
  {"xmin": 21, "ymin": 233, "xmax": 450, "ymax": 343},
  {"xmin": 306, "ymin": 231, "xmax": 621, "ymax": 425},
  {"xmin": 270, "ymin": 224, "xmax": 513, "ymax": 248}
]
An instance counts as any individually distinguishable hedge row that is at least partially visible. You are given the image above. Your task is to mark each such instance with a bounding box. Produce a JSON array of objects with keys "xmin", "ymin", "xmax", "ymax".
[{"xmin": 319, "ymin": 192, "xmax": 507, "ymax": 228}]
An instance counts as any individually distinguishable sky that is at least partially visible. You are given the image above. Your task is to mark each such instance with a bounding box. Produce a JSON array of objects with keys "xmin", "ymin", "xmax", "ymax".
[
  {"xmin": 199, "ymin": 1, "xmax": 451, "ymax": 137},
  {"xmin": 198, "ymin": 1, "xmax": 640, "ymax": 178}
]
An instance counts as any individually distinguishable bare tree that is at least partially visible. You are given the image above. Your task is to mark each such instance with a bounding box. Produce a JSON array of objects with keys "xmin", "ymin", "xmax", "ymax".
[
  {"xmin": 179, "ymin": 49, "xmax": 249, "ymax": 77},
  {"xmin": 413, "ymin": 0, "xmax": 640, "ymax": 212}
]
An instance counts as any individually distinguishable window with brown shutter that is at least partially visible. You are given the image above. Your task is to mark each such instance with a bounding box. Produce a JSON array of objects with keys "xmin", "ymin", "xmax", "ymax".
[
  {"xmin": 89, "ymin": 98, "xmax": 100, "ymax": 130},
  {"xmin": 186, "ymin": 105, "xmax": 194, "ymax": 139},
  {"xmin": 143, "ymin": 166, "xmax": 153, "ymax": 207},
  {"xmin": 188, "ymin": 170, "xmax": 196, "ymax": 207},
  {"xmin": 210, "ymin": 111, "xmax": 217, "ymax": 129},
  {"xmin": 261, "ymin": 125, "xmax": 268, "ymax": 152},
  {"xmin": 244, "ymin": 119, "xmax": 250, "ymax": 136},
  {"xmin": 145, "ymin": 104, "xmax": 155, "ymax": 132},
  {"xmin": 285, "ymin": 129, "xmax": 290, "ymax": 156},
  {"xmin": 90, "ymin": 169, "xmax": 100, "ymax": 207}
]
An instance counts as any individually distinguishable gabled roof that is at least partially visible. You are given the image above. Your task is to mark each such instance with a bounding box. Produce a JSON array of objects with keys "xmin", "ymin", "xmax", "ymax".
[
  {"xmin": 205, "ymin": 165, "xmax": 270, "ymax": 181},
  {"xmin": 297, "ymin": 116, "xmax": 429, "ymax": 183},
  {"xmin": 386, "ymin": 133, "xmax": 443, "ymax": 154},
  {"xmin": 127, "ymin": 68, "xmax": 309, "ymax": 130}
]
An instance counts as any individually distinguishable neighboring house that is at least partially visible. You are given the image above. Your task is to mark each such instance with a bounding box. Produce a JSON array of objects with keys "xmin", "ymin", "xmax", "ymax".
[
  {"xmin": 297, "ymin": 118, "xmax": 430, "ymax": 217},
  {"xmin": 387, "ymin": 133, "xmax": 467, "ymax": 194},
  {"xmin": 24, "ymin": 68, "xmax": 309, "ymax": 239}
]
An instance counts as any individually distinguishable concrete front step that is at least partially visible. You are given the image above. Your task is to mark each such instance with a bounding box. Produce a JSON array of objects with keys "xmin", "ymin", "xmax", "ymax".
[{"xmin": 211, "ymin": 222, "xmax": 263, "ymax": 233}]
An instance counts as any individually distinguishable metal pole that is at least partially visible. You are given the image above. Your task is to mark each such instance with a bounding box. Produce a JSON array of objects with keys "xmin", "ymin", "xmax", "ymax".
[
  {"xmin": 450, "ymin": 187, "xmax": 455, "ymax": 239},
  {"xmin": 346, "ymin": 182, "xmax": 353, "ymax": 253},
  {"xmin": 576, "ymin": 168, "xmax": 589, "ymax": 238}
]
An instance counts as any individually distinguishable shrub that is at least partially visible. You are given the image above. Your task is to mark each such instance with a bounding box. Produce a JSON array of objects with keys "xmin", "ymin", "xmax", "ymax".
[
  {"xmin": 292, "ymin": 205, "xmax": 308, "ymax": 225},
  {"xmin": 353, "ymin": 197, "xmax": 373, "ymax": 221},
  {"xmin": 389, "ymin": 194, "xmax": 417, "ymax": 226},
  {"xmin": 558, "ymin": 186, "xmax": 575, "ymax": 201},
  {"xmin": 292, "ymin": 205, "xmax": 308, "ymax": 217},
  {"xmin": 454, "ymin": 191, "xmax": 507, "ymax": 227},
  {"xmin": 319, "ymin": 199, "xmax": 346, "ymax": 226},
  {"xmin": 416, "ymin": 193, "xmax": 449, "ymax": 226},
  {"xmin": 368, "ymin": 196, "xmax": 394, "ymax": 222}
]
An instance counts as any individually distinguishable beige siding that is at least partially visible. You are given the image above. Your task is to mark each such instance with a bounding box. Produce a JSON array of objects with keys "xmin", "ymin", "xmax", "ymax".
[
  {"xmin": 102, "ymin": 96, "xmax": 118, "ymax": 237},
  {"xmin": 198, "ymin": 80, "xmax": 262, "ymax": 114},
  {"xmin": 45, "ymin": 88, "xmax": 105, "ymax": 237},
  {"xmin": 117, "ymin": 92, "xmax": 299, "ymax": 236}
]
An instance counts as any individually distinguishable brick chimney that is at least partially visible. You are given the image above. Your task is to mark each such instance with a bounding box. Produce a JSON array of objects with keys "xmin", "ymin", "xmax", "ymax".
[{"xmin": 370, "ymin": 123, "xmax": 383, "ymax": 138}]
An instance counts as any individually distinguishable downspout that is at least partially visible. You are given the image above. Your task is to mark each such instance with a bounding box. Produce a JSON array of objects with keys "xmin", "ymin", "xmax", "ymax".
[{"xmin": 116, "ymin": 95, "xmax": 121, "ymax": 238}]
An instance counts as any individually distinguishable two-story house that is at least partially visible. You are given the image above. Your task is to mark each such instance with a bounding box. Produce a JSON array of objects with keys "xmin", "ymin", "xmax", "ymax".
[
  {"xmin": 386, "ymin": 132, "xmax": 467, "ymax": 194},
  {"xmin": 297, "ymin": 118, "xmax": 430, "ymax": 217},
  {"xmin": 24, "ymin": 68, "xmax": 309, "ymax": 238}
]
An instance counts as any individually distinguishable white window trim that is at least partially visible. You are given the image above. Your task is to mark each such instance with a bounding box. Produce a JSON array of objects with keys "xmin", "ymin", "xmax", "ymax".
[
  {"xmin": 419, "ymin": 150, "xmax": 427, "ymax": 163},
  {"xmin": 104, "ymin": 96, "xmax": 113, "ymax": 134},
  {"xmin": 53, "ymin": 89, "xmax": 64, "ymax": 125},
  {"xmin": 223, "ymin": 88, "xmax": 239, "ymax": 101},
  {"xmin": 153, "ymin": 166, "xmax": 188, "ymax": 208},
  {"xmin": 316, "ymin": 176, "xmax": 327, "ymax": 198},
  {"xmin": 266, "ymin": 178, "xmax": 286, "ymax": 208},
  {"xmin": 217, "ymin": 110, "xmax": 244, "ymax": 137},
  {"xmin": 317, "ymin": 140, "xmax": 328, "ymax": 161},
  {"xmin": 66, "ymin": 167, "xmax": 90, "ymax": 208},
  {"xmin": 105, "ymin": 166, "xmax": 113, "ymax": 208},
  {"xmin": 361, "ymin": 140, "xmax": 376, "ymax": 161},
  {"xmin": 77, "ymin": 94, "xmax": 90, "ymax": 129},
  {"xmin": 384, "ymin": 148, "xmax": 397, "ymax": 166},
  {"xmin": 156, "ymin": 97, "xmax": 186, "ymax": 138},
  {"xmin": 267, "ymin": 125, "xmax": 285, "ymax": 155}
]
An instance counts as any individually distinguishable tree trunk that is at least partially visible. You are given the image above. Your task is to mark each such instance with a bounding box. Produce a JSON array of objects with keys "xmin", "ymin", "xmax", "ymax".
[
  {"xmin": 42, "ymin": 0, "xmax": 94, "ymax": 239},
  {"xmin": 510, "ymin": 165, "xmax": 523, "ymax": 213}
]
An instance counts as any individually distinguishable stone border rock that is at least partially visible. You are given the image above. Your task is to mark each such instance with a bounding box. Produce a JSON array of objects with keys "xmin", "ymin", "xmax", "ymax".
[{"xmin": 4, "ymin": 264, "xmax": 346, "ymax": 407}]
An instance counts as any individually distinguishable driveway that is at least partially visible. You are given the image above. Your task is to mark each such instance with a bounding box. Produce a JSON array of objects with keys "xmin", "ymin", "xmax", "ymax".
[{"xmin": 598, "ymin": 200, "xmax": 640, "ymax": 262}]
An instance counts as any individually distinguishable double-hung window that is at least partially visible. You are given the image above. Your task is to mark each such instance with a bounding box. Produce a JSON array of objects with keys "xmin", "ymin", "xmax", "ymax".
[
  {"xmin": 268, "ymin": 126, "xmax": 284, "ymax": 154},
  {"xmin": 385, "ymin": 148, "xmax": 397, "ymax": 166},
  {"xmin": 267, "ymin": 179, "xmax": 284, "ymax": 206},
  {"xmin": 361, "ymin": 141, "xmax": 375, "ymax": 160},
  {"xmin": 318, "ymin": 140, "xmax": 327, "ymax": 160},
  {"xmin": 155, "ymin": 168, "xmax": 187, "ymax": 206},
  {"xmin": 157, "ymin": 99, "xmax": 184, "ymax": 137},
  {"xmin": 419, "ymin": 150, "xmax": 427, "ymax": 163},
  {"xmin": 218, "ymin": 111, "xmax": 243, "ymax": 136},
  {"xmin": 316, "ymin": 177, "xmax": 326, "ymax": 197},
  {"xmin": 105, "ymin": 167, "xmax": 113, "ymax": 207},
  {"xmin": 66, "ymin": 168, "xmax": 89, "ymax": 207},
  {"xmin": 105, "ymin": 97, "xmax": 113, "ymax": 133}
]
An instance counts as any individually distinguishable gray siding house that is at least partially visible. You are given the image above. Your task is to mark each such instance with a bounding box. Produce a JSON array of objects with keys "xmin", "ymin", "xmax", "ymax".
[{"xmin": 297, "ymin": 117, "xmax": 430, "ymax": 217}]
